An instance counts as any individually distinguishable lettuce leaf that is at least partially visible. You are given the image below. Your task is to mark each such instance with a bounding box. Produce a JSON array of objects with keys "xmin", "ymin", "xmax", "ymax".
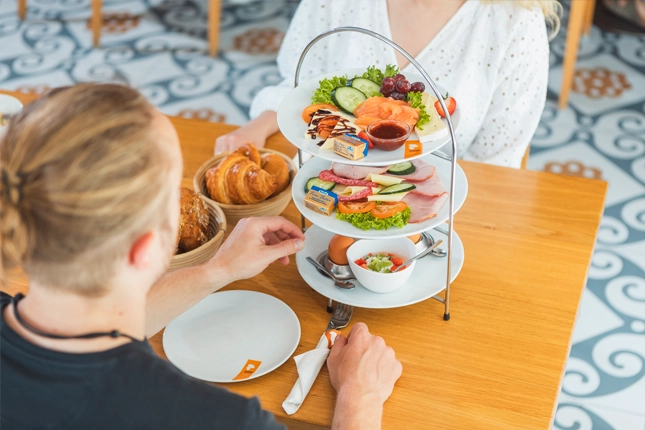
[
  {"xmin": 311, "ymin": 76, "xmax": 348, "ymax": 106},
  {"xmin": 407, "ymin": 91, "xmax": 430, "ymax": 130},
  {"xmin": 384, "ymin": 64, "xmax": 399, "ymax": 79},
  {"xmin": 336, "ymin": 208, "xmax": 411, "ymax": 231},
  {"xmin": 360, "ymin": 64, "xmax": 399, "ymax": 86}
]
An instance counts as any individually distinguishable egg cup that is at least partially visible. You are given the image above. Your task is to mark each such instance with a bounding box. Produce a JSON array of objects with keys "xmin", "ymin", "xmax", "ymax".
[{"xmin": 317, "ymin": 252, "xmax": 356, "ymax": 281}]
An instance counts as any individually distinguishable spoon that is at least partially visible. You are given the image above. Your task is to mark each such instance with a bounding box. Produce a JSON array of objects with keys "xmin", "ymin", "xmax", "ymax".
[
  {"xmin": 306, "ymin": 257, "xmax": 355, "ymax": 290},
  {"xmin": 393, "ymin": 239, "xmax": 444, "ymax": 273},
  {"xmin": 421, "ymin": 232, "xmax": 447, "ymax": 258}
]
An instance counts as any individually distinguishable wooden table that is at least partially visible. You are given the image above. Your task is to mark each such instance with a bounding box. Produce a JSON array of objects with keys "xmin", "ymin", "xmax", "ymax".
[{"xmin": 0, "ymin": 90, "xmax": 607, "ymax": 429}]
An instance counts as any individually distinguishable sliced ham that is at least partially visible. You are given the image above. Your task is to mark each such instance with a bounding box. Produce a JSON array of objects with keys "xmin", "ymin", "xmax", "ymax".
[
  {"xmin": 386, "ymin": 159, "xmax": 436, "ymax": 182},
  {"xmin": 409, "ymin": 173, "xmax": 445, "ymax": 198},
  {"xmin": 331, "ymin": 163, "xmax": 388, "ymax": 180},
  {"xmin": 403, "ymin": 192, "xmax": 449, "ymax": 223}
]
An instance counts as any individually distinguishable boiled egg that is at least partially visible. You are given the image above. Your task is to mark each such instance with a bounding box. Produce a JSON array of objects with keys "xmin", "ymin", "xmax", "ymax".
[
  {"xmin": 407, "ymin": 234, "xmax": 422, "ymax": 244},
  {"xmin": 328, "ymin": 235, "xmax": 355, "ymax": 265}
]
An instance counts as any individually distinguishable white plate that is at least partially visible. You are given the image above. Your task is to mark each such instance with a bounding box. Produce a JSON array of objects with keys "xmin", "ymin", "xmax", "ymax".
[
  {"xmin": 277, "ymin": 68, "xmax": 461, "ymax": 166},
  {"xmin": 0, "ymin": 94, "xmax": 23, "ymax": 115},
  {"xmin": 163, "ymin": 291, "xmax": 300, "ymax": 383},
  {"xmin": 296, "ymin": 225, "xmax": 464, "ymax": 309},
  {"xmin": 292, "ymin": 154, "xmax": 468, "ymax": 239}
]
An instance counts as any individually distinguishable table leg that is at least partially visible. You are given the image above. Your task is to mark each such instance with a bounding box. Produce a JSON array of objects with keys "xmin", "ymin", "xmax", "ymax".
[
  {"xmin": 327, "ymin": 299, "xmax": 333, "ymax": 313},
  {"xmin": 91, "ymin": 0, "xmax": 102, "ymax": 48},
  {"xmin": 558, "ymin": 0, "xmax": 587, "ymax": 109},
  {"xmin": 209, "ymin": 0, "xmax": 222, "ymax": 57}
]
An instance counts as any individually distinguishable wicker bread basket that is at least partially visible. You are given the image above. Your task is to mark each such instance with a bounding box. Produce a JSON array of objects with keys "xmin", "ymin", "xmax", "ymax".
[
  {"xmin": 169, "ymin": 195, "xmax": 227, "ymax": 272},
  {"xmin": 193, "ymin": 148, "xmax": 295, "ymax": 225}
]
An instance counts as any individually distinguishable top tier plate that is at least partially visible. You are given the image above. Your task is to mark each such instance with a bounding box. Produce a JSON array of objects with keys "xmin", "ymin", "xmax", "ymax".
[{"xmin": 277, "ymin": 68, "xmax": 461, "ymax": 166}]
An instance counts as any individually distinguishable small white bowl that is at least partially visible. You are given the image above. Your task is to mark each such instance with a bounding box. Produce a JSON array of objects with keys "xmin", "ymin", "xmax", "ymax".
[{"xmin": 347, "ymin": 237, "xmax": 417, "ymax": 294}]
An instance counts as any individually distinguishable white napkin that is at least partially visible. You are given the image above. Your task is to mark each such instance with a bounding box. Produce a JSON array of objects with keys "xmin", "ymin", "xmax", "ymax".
[{"xmin": 282, "ymin": 329, "xmax": 340, "ymax": 415}]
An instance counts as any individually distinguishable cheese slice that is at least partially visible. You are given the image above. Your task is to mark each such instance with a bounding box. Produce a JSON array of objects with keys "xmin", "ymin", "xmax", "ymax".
[
  {"xmin": 338, "ymin": 186, "xmax": 367, "ymax": 196},
  {"xmin": 364, "ymin": 174, "xmax": 403, "ymax": 187},
  {"xmin": 367, "ymin": 192, "xmax": 409, "ymax": 202},
  {"xmin": 416, "ymin": 93, "xmax": 449, "ymax": 143}
]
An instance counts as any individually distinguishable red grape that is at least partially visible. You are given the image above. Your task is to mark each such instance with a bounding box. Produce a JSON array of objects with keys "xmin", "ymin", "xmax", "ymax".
[
  {"xmin": 389, "ymin": 91, "xmax": 405, "ymax": 101},
  {"xmin": 381, "ymin": 77, "xmax": 396, "ymax": 92},
  {"xmin": 380, "ymin": 85, "xmax": 392, "ymax": 97},
  {"xmin": 393, "ymin": 73, "xmax": 406, "ymax": 82},
  {"xmin": 395, "ymin": 79, "xmax": 411, "ymax": 94},
  {"xmin": 410, "ymin": 82, "xmax": 425, "ymax": 93}
]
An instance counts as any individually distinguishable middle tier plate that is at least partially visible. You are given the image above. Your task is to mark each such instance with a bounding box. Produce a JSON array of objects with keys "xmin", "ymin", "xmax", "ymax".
[{"xmin": 293, "ymin": 154, "xmax": 467, "ymax": 239}]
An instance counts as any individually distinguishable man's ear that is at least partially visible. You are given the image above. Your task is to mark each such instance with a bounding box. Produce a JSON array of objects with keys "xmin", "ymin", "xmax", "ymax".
[{"xmin": 129, "ymin": 232, "xmax": 156, "ymax": 270}]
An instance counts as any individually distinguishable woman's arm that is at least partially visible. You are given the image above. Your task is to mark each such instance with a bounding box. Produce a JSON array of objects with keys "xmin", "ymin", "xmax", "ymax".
[
  {"xmin": 463, "ymin": 9, "xmax": 550, "ymax": 168},
  {"xmin": 214, "ymin": 0, "xmax": 335, "ymax": 154},
  {"xmin": 214, "ymin": 111, "xmax": 278, "ymax": 154}
]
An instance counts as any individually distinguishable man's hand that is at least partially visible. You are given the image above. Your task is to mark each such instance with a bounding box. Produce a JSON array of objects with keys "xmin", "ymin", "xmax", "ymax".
[
  {"xmin": 327, "ymin": 323, "xmax": 402, "ymax": 430},
  {"xmin": 206, "ymin": 216, "xmax": 305, "ymax": 283}
]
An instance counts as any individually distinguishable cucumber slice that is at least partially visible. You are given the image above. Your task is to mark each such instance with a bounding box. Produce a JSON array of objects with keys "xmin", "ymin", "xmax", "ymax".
[
  {"xmin": 351, "ymin": 78, "xmax": 381, "ymax": 98},
  {"xmin": 331, "ymin": 87, "xmax": 367, "ymax": 115},
  {"xmin": 305, "ymin": 177, "xmax": 336, "ymax": 193},
  {"xmin": 378, "ymin": 183, "xmax": 416, "ymax": 195},
  {"xmin": 387, "ymin": 161, "xmax": 416, "ymax": 175}
]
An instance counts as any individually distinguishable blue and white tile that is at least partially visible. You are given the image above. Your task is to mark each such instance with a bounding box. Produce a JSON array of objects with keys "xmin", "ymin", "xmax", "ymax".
[{"xmin": 554, "ymin": 402, "xmax": 645, "ymax": 430}]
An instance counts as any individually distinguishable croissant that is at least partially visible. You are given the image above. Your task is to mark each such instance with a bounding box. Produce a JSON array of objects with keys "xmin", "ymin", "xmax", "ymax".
[
  {"xmin": 206, "ymin": 150, "xmax": 278, "ymax": 205},
  {"xmin": 261, "ymin": 153, "xmax": 290, "ymax": 197}
]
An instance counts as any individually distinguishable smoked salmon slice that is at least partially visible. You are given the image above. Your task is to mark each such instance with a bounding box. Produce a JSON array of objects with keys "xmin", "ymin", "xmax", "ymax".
[{"xmin": 353, "ymin": 96, "xmax": 419, "ymax": 130}]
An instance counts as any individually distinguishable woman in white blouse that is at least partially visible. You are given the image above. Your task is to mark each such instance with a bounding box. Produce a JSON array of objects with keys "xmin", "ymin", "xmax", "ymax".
[{"xmin": 215, "ymin": 0, "xmax": 560, "ymax": 168}]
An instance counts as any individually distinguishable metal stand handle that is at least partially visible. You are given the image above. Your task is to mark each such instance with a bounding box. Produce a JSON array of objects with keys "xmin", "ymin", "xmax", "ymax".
[{"xmin": 294, "ymin": 27, "xmax": 458, "ymax": 320}]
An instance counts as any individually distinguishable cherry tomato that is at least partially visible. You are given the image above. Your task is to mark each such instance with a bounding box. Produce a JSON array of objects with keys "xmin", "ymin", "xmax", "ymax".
[
  {"xmin": 357, "ymin": 130, "xmax": 374, "ymax": 149},
  {"xmin": 391, "ymin": 257, "xmax": 404, "ymax": 266}
]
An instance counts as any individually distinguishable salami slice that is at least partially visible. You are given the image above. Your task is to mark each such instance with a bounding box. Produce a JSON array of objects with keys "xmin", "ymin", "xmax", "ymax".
[
  {"xmin": 319, "ymin": 170, "xmax": 378, "ymax": 187},
  {"xmin": 338, "ymin": 187, "xmax": 373, "ymax": 201}
]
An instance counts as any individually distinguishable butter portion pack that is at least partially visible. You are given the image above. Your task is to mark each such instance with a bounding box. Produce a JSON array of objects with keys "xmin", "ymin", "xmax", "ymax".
[
  {"xmin": 304, "ymin": 186, "xmax": 338, "ymax": 216},
  {"xmin": 331, "ymin": 134, "xmax": 369, "ymax": 161}
]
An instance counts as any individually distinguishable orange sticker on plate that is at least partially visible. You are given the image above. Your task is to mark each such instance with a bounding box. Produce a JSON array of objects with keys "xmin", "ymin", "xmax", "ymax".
[
  {"xmin": 232, "ymin": 359, "xmax": 262, "ymax": 381},
  {"xmin": 404, "ymin": 140, "xmax": 422, "ymax": 159}
]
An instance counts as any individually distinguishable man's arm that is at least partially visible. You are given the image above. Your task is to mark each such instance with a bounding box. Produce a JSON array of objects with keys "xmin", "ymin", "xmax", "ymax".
[
  {"xmin": 328, "ymin": 323, "xmax": 403, "ymax": 430},
  {"xmin": 145, "ymin": 216, "xmax": 304, "ymax": 337}
]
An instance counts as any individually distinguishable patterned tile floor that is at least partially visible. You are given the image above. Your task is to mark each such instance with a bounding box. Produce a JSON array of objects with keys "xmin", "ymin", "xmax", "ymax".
[{"xmin": 1, "ymin": 1, "xmax": 644, "ymax": 428}]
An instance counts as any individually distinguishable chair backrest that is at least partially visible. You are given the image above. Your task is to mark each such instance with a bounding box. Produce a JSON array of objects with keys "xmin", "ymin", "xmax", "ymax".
[{"xmin": 521, "ymin": 145, "xmax": 530, "ymax": 169}]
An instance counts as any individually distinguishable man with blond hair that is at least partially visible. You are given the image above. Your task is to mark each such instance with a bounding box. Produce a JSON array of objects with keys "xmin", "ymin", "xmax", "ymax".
[{"xmin": 0, "ymin": 84, "xmax": 401, "ymax": 430}]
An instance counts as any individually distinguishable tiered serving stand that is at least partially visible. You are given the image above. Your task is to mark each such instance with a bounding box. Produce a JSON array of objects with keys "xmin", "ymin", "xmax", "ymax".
[{"xmin": 277, "ymin": 27, "xmax": 467, "ymax": 320}]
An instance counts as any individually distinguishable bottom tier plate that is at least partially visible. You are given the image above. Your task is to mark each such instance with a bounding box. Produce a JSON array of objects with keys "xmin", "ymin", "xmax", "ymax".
[{"xmin": 295, "ymin": 225, "xmax": 464, "ymax": 309}]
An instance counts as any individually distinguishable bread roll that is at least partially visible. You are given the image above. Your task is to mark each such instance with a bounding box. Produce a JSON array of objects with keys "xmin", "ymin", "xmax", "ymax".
[{"xmin": 176, "ymin": 188, "xmax": 210, "ymax": 254}]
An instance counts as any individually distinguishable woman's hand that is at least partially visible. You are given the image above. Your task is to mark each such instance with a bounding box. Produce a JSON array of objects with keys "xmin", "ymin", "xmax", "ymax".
[
  {"xmin": 214, "ymin": 111, "xmax": 279, "ymax": 155},
  {"xmin": 206, "ymin": 216, "xmax": 305, "ymax": 283},
  {"xmin": 214, "ymin": 126, "xmax": 266, "ymax": 155}
]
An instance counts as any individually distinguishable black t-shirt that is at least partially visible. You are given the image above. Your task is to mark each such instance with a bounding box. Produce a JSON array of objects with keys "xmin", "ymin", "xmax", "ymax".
[{"xmin": 0, "ymin": 292, "xmax": 285, "ymax": 430}]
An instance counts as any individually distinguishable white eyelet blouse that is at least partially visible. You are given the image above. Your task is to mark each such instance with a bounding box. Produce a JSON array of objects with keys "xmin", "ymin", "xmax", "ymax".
[{"xmin": 249, "ymin": 0, "xmax": 550, "ymax": 168}]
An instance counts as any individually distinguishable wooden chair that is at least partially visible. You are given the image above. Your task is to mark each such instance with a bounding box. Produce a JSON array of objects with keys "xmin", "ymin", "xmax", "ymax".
[
  {"xmin": 558, "ymin": 0, "xmax": 597, "ymax": 108},
  {"xmin": 521, "ymin": 145, "xmax": 530, "ymax": 169},
  {"xmin": 17, "ymin": 0, "xmax": 222, "ymax": 56}
]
